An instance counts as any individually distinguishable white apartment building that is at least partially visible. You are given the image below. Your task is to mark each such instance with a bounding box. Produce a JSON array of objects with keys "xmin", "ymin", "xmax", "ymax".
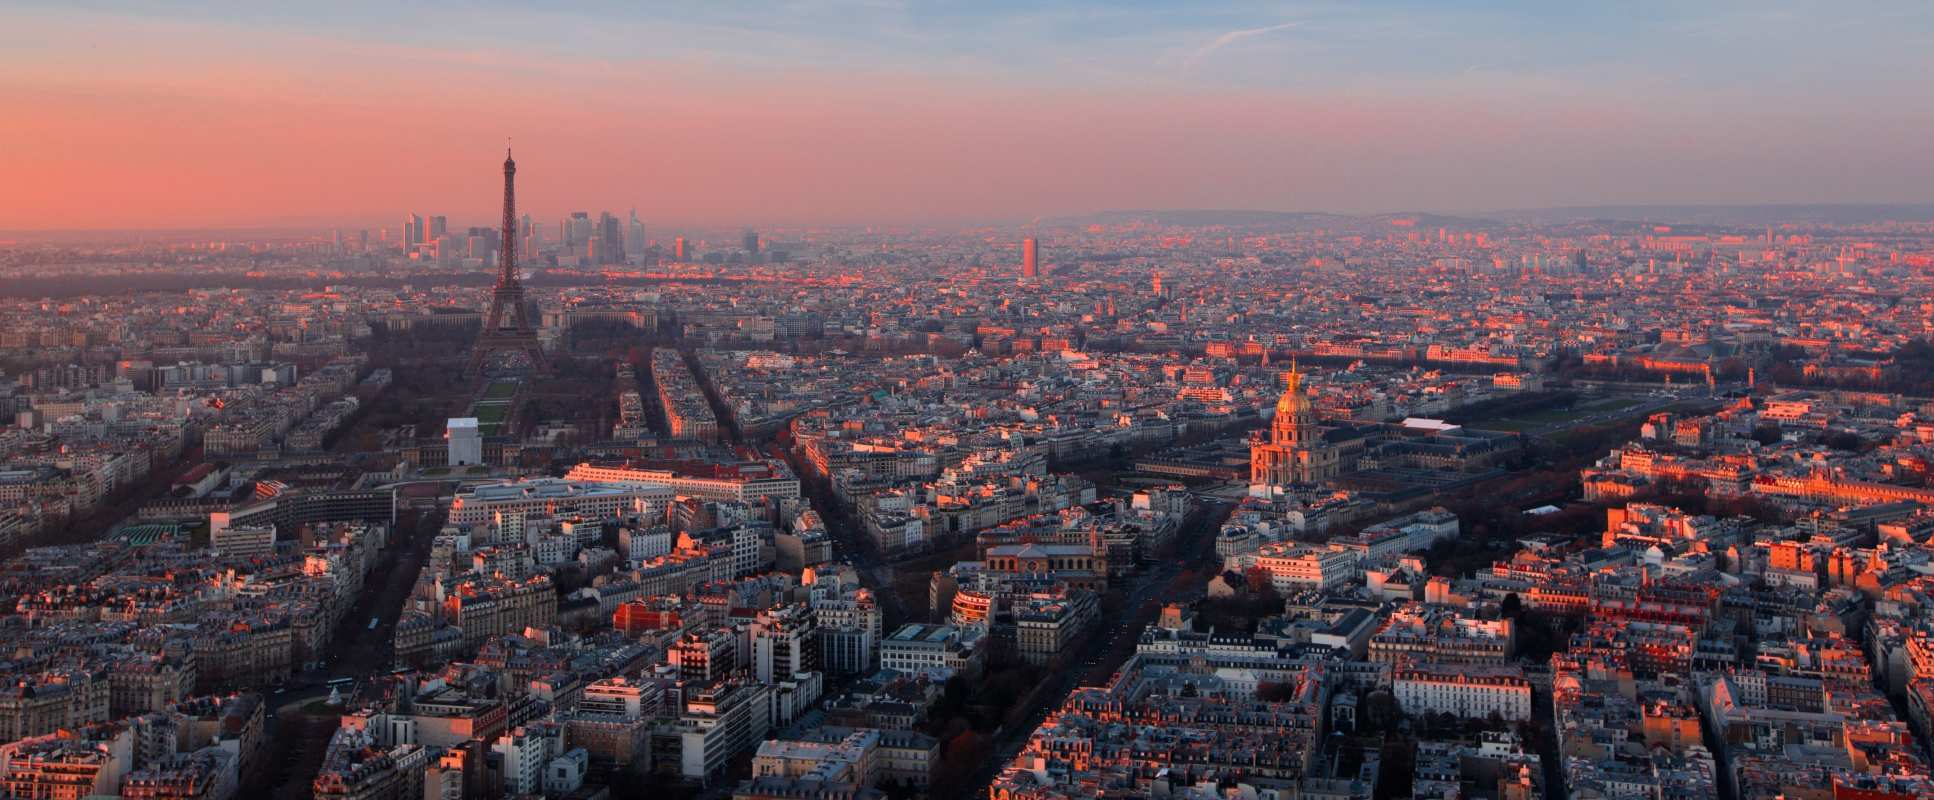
[
  {"xmin": 1394, "ymin": 664, "xmax": 1532, "ymax": 721},
  {"xmin": 879, "ymin": 624, "xmax": 983, "ymax": 678},
  {"xmin": 1255, "ymin": 543, "xmax": 1358, "ymax": 593},
  {"xmin": 492, "ymin": 727, "xmax": 551, "ymax": 796},
  {"xmin": 212, "ymin": 525, "xmax": 276, "ymax": 559}
]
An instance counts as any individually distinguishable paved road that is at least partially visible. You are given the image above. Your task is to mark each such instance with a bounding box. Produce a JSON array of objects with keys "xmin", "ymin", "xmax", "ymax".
[
  {"xmin": 256, "ymin": 504, "xmax": 444, "ymax": 799},
  {"xmin": 1531, "ymin": 688, "xmax": 1568, "ymax": 800},
  {"xmin": 961, "ymin": 499, "xmax": 1234, "ymax": 797},
  {"xmin": 763, "ymin": 443, "xmax": 917, "ymax": 624}
]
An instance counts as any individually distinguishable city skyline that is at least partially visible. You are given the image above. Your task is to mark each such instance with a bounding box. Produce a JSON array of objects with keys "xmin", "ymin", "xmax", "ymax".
[
  {"xmin": 13, "ymin": 5, "xmax": 1934, "ymax": 800},
  {"xmin": 7, "ymin": 70, "xmax": 1934, "ymax": 798},
  {"xmin": 5, "ymin": 1, "xmax": 1934, "ymax": 230}
]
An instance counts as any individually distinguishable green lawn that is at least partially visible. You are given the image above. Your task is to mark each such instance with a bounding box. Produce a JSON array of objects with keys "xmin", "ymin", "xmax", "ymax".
[
  {"xmin": 482, "ymin": 380, "xmax": 520, "ymax": 401},
  {"xmin": 473, "ymin": 402, "xmax": 510, "ymax": 435}
]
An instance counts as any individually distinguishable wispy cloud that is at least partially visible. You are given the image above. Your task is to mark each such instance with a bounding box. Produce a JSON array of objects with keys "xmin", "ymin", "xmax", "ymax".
[{"xmin": 1183, "ymin": 21, "xmax": 1298, "ymax": 72}]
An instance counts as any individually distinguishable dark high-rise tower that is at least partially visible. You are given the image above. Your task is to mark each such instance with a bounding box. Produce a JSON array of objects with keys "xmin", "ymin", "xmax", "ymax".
[
  {"xmin": 599, "ymin": 212, "xmax": 624, "ymax": 264},
  {"xmin": 468, "ymin": 147, "xmax": 545, "ymax": 375},
  {"xmin": 1022, "ymin": 237, "xmax": 1039, "ymax": 278}
]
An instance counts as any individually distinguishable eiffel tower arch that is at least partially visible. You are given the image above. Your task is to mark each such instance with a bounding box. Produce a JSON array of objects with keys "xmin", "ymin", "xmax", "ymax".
[{"xmin": 469, "ymin": 147, "xmax": 546, "ymax": 376}]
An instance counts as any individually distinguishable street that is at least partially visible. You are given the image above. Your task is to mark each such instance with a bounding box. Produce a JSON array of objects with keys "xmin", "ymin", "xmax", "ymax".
[
  {"xmin": 256, "ymin": 504, "xmax": 444, "ymax": 799},
  {"xmin": 960, "ymin": 497, "xmax": 1234, "ymax": 797}
]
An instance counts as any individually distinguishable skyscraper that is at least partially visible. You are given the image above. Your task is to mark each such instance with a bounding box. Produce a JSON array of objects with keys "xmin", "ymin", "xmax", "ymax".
[
  {"xmin": 599, "ymin": 212, "xmax": 624, "ymax": 265},
  {"xmin": 626, "ymin": 211, "xmax": 646, "ymax": 262},
  {"xmin": 674, "ymin": 236, "xmax": 688, "ymax": 262},
  {"xmin": 428, "ymin": 215, "xmax": 448, "ymax": 241},
  {"xmin": 565, "ymin": 212, "xmax": 591, "ymax": 251},
  {"xmin": 464, "ymin": 226, "xmax": 493, "ymax": 259},
  {"xmin": 405, "ymin": 213, "xmax": 424, "ymax": 247},
  {"xmin": 743, "ymin": 230, "xmax": 760, "ymax": 256},
  {"xmin": 1022, "ymin": 237, "xmax": 1039, "ymax": 279}
]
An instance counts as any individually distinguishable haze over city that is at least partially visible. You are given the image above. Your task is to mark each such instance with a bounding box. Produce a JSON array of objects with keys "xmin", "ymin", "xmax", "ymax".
[
  {"xmin": 10, "ymin": 5, "xmax": 1934, "ymax": 800},
  {"xmin": 5, "ymin": 1, "xmax": 1934, "ymax": 230}
]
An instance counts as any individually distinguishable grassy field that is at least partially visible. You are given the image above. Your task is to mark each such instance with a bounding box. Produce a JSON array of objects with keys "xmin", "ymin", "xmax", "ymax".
[
  {"xmin": 1480, "ymin": 396, "xmax": 1639, "ymax": 432},
  {"xmin": 481, "ymin": 380, "xmax": 520, "ymax": 401},
  {"xmin": 1482, "ymin": 407, "xmax": 1582, "ymax": 432},
  {"xmin": 472, "ymin": 401, "xmax": 511, "ymax": 435}
]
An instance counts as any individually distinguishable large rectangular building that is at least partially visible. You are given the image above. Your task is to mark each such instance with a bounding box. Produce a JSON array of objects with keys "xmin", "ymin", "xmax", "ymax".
[
  {"xmin": 879, "ymin": 624, "xmax": 983, "ymax": 679},
  {"xmin": 448, "ymin": 479, "xmax": 674, "ymax": 528},
  {"xmin": 565, "ymin": 459, "xmax": 800, "ymax": 505},
  {"xmin": 447, "ymin": 417, "xmax": 483, "ymax": 467},
  {"xmin": 1393, "ymin": 664, "xmax": 1532, "ymax": 721},
  {"xmin": 211, "ymin": 524, "xmax": 276, "ymax": 559},
  {"xmin": 1254, "ymin": 543, "xmax": 1357, "ymax": 593}
]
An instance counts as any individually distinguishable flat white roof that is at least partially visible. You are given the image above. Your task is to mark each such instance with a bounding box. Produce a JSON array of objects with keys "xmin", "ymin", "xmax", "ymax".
[{"xmin": 447, "ymin": 417, "xmax": 480, "ymax": 431}]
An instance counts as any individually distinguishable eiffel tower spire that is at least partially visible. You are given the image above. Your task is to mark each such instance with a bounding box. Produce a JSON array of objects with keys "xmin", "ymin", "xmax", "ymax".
[
  {"xmin": 499, "ymin": 143, "xmax": 518, "ymax": 288},
  {"xmin": 469, "ymin": 144, "xmax": 545, "ymax": 376}
]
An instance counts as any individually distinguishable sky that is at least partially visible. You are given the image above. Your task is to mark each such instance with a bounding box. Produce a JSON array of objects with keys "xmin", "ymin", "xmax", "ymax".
[{"xmin": 2, "ymin": 1, "xmax": 1932, "ymax": 230}]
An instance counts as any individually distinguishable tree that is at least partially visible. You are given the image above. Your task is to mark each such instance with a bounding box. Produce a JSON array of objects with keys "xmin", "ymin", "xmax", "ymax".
[
  {"xmin": 1361, "ymin": 690, "xmax": 1401, "ymax": 734},
  {"xmin": 1256, "ymin": 681, "xmax": 1298, "ymax": 702},
  {"xmin": 944, "ymin": 730, "xmax": 982, "ymax": 761},
  {"xmin": 1823, "ymin": 431, "xmax": 1868, "ymax": 452},
  {"xmin": 1501, "ymin": 592, "xmax": 1523, "ymax": 618},
  {"xmin": 1243, "ymin": 566, "xmax": 1272, "ymax": 594}
]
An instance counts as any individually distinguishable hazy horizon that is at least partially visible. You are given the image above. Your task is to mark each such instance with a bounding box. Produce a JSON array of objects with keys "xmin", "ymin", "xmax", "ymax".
[
  {"xmin": 6, "ymin": 1, "xmax": 1933, "ymax": 230},
  {"xmin": 11, "ymin": 202, "xmax": 1934, "ymax": 242}
]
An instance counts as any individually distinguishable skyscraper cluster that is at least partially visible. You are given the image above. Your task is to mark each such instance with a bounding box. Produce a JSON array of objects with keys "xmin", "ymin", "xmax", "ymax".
[{"xmin": 403, "ymin": 210, "xmax": 503, "ymax": 267}]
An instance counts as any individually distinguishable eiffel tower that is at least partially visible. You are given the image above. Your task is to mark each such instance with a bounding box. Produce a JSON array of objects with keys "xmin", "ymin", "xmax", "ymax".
[{"xmin": 468, "ymin": 146, "xmax": 545, "ymax": 376}]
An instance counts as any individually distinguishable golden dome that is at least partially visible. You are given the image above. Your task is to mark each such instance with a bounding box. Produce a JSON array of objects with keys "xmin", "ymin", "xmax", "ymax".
[{"xmin": 1275, "ymin": 360, "xmax": 1310, "ymax": 416}]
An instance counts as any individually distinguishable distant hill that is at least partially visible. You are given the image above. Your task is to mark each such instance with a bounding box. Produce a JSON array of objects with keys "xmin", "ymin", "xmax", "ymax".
[
  {"xmin": 1051, "ymin": 209, "xmax": 1498, "ymax": 229},
  {"xmin": 1050, "ymin": 209, "xmax": 1346, "ymax": 227},
  {"xmin": 1489, "ymin": 204, "xmax": 1934, "ymax": 226},
  {"xmin": 1044, "ymin": 204, "xmax": 1934, "ymax": 230}
]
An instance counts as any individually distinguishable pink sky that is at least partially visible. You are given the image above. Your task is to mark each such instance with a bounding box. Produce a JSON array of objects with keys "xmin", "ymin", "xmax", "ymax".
[{"xmin": 4, "ymin": 6, "xmax": 1931, "ymax": 230}]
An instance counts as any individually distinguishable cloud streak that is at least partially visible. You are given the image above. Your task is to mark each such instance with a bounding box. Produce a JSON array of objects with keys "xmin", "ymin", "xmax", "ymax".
[{"xmin": 1183, "ymin": 21, "xmax": 1299, "ymax": 72}]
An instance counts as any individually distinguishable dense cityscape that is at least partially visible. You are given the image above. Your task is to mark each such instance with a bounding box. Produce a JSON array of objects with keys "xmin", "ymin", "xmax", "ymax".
[
  {"xmin": 4, "ymin": 145, "xmax": 1934, "ymax": 800},
  {"xmin": 9, "ymin": 4, "xmax": 1934, "ymax": 800}
]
